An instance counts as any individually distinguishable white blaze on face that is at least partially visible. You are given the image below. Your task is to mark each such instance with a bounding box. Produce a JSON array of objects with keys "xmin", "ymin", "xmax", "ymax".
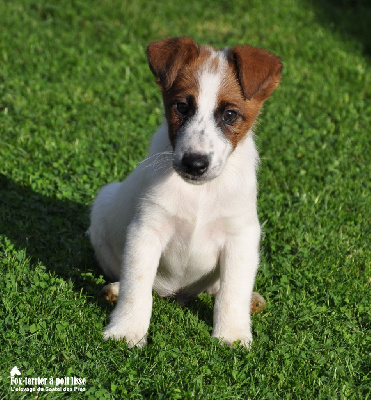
[
  {"xmin": 197, "ymin": 58, "xmax": 225, "ymax": 121},
  {"xmin": 173, "ymin": 52, "xmax": 233, "ymax": 183}
]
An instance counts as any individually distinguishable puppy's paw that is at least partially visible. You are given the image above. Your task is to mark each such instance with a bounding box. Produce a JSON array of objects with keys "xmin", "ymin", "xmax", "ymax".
[
  {"xmin": 100, "ymin": 282, "xmax": 120, "ymax": 303},
  {"xmin": 213, "ymin": 335, "xmax": 252, "ymax": 349},
  {"xmin": 212, "ymin": 330, "xmax": 253, "ymax": 349},
  {"xmin": 231, "ymin": 335, "xmax": 252, "ymax": 349},
  {"xmin": 250, "ymin": 291, "xmax": 266, "ymax": 313},
  {"xmin": 103, "ymin": 324, "xmax": 147, "ymax": 348}
]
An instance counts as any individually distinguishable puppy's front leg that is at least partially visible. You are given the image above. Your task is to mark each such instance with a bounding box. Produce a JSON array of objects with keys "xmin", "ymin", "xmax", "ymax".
[
  {"xmin": 212, "ymin": 224, "xmax": 260, "ymax": 348},
  {"xmin": 103, "ymin": 220, "xmax": 163, "ymax": 347}
]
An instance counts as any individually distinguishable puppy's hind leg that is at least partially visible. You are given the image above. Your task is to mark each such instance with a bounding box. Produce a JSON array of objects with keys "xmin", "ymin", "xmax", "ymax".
[
  {"xmin": 206, "ymin": 280, "xmax": 266, "ymax": 313},
  {"xmin": 250, "ymin": 292, "xmax": 266, "ymax": 313},
  {"xmin": 100, "ymin": 282, "xmax": 120, "ymax": 303},
  {"xmin": 89, "ymin": 182, "xmax": 122, "ymax": 281}
]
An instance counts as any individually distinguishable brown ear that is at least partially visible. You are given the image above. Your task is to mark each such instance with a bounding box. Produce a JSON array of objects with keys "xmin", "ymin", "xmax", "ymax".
[
  {"xmin": 146, "ymin": 37, "xmax": 199, "ymax": 91},
  {"xmin": 229, "ymin": 45, "xmax": 282, "ymax": 101}
]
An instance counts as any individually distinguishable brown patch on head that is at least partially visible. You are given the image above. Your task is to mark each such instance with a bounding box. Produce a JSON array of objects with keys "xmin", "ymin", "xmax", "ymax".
[
  {"xmin": 146, "ymin": 37, "xmax": 199, "ymax": 91},
  {"xmin": 147, "ymin": 38, "xmax": 282, "ymax": 149},
  {"xmin": 147, "ymin": 37, "xmax": 220, "ymax": 147},
  {"xmin": 229, "ymin": 45, "xmax": 282, "ymax": 101},
  {"xmin": 215, "ymin": 45, "xmax": 282, "ymax": 147},
  {"xmin": 164, "ymin": 47, "xmax": 223, "ymax": 146},
  {"xmin": 215, "ymin": 64, "xmax": 261, "ymax": 147}
]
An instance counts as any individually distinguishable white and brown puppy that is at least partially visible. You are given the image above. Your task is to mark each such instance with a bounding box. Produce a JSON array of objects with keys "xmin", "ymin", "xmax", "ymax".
[{"xmin": 89, "ymin": 37, "xmax": 282, "ymax": 348}]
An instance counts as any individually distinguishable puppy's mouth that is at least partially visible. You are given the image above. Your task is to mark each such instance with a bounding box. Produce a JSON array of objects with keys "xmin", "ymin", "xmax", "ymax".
[{"xmin": 174, "ymin": 170, "xmax": 209, "ymax": 185}]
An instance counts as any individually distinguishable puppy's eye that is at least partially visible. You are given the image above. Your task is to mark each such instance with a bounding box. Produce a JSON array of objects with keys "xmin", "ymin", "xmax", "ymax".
[
  {"xmin": 176, "ymin": 102, "xmax": 189, "ymax": 115},
  {"xmin": 222, "ymin": 109, "xmax": 238, "ymax": 124}
]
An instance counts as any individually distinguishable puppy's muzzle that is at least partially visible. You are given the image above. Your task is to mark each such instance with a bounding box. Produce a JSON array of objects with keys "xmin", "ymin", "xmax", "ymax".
[{"xmin": 181, "ymin": 153, "xmax": 210, "ymax": 177}]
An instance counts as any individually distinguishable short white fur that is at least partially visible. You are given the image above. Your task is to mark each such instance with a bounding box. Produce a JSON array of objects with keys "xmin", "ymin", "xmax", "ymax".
[{"xmin": 89, "ymin": 49, "xmax": 261, "ymax": 348}]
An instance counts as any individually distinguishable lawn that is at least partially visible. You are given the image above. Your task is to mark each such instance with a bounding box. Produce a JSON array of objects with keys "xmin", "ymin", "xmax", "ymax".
[{"xmin": 0, "ymin": 0, "xmax": 370, "ymax": 398}]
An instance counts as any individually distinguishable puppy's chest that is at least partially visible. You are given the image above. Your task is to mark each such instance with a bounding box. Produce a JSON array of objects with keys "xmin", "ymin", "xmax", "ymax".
[
  {"xmin": 165, "ymin": 214, "xmax": 225, "ymax": 262},
  {"xmin": 155, "ymin": 214, "xmax": 224, "ymax": 295},
  {"xmin": 148, "ymin": 175, "xmax": 248, "ymax": 295},
  {"xmin": 160, "ymin": 185, "xmax": 229, "ymax": 261},
  {"xmin": 155, "ymin": 189, "xmax": 227, "ymax": 274}
]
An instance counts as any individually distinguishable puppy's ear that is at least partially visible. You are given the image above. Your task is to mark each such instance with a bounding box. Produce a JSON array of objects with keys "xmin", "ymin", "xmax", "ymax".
[
  {"xmin": 229, "ymin": 45, "xmax": 282, "ymax": 101},
  {"xmin": 147, "ymin": 37, "xmax": 199, "ymax": 91}
]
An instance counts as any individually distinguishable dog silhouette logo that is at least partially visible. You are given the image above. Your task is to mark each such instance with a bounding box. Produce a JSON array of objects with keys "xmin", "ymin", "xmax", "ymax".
[{"xmin": 10, "ymin": 366, "xmax": 21, "ymax": 377}]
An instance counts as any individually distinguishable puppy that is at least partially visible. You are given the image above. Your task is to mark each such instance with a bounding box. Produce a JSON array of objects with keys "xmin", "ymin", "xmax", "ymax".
[{"xmin": 89, "ymin": 37, "xmax": 282, "ymax": 348}]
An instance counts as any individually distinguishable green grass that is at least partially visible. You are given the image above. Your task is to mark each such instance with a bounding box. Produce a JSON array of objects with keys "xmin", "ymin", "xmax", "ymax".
[{"xmin": 0, "ymin": 0, "xmax": 370, "ymax": 398}]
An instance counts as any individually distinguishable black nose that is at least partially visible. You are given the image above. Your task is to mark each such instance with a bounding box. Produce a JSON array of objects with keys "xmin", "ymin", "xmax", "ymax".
[{"xmin": 181, "ymin": 153, "xmax": 210, "ymax": 176}]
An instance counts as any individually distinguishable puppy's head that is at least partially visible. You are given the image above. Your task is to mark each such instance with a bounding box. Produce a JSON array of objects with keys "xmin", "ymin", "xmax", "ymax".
[{"xmin": 147, "ymin": 37, "xmax": 282, "ymax": 184}]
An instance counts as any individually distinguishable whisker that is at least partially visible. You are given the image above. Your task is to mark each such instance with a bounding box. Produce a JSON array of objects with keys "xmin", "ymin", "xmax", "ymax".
[
  {"xmin": 137, "ymin": 151, "xmax": 173, "ymax": 167},
  {"xmin": 140, "ymin": 151, "xmax": 174, "ymax": 176}
]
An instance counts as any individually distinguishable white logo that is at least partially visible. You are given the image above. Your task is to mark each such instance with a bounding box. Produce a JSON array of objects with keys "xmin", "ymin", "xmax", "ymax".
[
  {"xmin": 9, "ymin": 366, "xmax": 86, "ymax": 393},
  {"xmin": 10, "ymin": 367, "xmax": 21, "ymax": 377}
]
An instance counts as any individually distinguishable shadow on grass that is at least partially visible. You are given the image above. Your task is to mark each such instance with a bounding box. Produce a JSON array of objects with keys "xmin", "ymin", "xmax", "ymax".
[
  {"xmin": 0, "ymin": 173, "xmax": 106, "ymax": 302},
  {"xmin": 164, "ymin": 296, "xmax": 214, "ymax": 329},
  {"xmin": 309, "ymin": 0, "xmax": 371, "ymax": 56},
  {"xmin": 184, "ymin": 297, "xmax": 214, "ymax": 328},
  {"xmin": 0, "ymin": 174, "xmax": 215, "ymax": 325}
]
